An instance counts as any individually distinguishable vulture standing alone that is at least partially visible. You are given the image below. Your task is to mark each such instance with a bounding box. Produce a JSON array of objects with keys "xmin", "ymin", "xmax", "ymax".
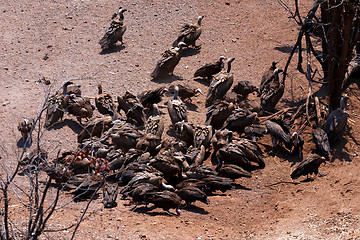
[
  {"xmin": 291, "ymin": 154, "xmax": 326, "ymax": 179},
  {"xmin": 312, "ymin": 125, "xmax": 331, "ymax": 158},
  {"xmin": 172, "ymin": 16, "xmax": 204, "ymax": 49},
  {"xmin": 259, "ymin": 61, "xmax": 278, "ymax": 94},
  {"xmin": 99, "ymin": 8, "xmax": 127, "ymax": 51},
  {"xmin": 150, "ymin": 42, "xmax": 188, "ymax": 79},
  {"xmin": 95, "ymin": 84, "xmax": 115, "ymax": 116}
]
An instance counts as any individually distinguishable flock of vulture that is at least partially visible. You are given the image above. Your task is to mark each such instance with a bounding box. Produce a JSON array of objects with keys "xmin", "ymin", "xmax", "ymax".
[{"xmin": 17, "ymin": 8, "xmax": 350, "ymax": 215}]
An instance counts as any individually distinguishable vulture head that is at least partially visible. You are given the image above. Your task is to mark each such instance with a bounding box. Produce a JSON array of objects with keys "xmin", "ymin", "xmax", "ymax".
[
  {"xmin": 118, "ymin": 8, "xmax": 127, "ymax": 21},
  {"xmin": 195, "ymin": 88, "xmax": 203, "ymax": 95},
  {"xmin": 177, "ymin": 42, "xmax": 188, "ymax": 50},
  {"xmin": 198, "ymin": 16, "xmax": 204, "ymax": 25},
  {"xmin": 340, "ymin": 96, "xmax": 349, "ymax": 110}
]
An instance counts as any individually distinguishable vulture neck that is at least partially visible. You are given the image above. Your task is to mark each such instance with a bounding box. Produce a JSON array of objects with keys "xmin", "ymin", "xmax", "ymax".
[
  {"xmin": 340, "ymin": 97, "xmax": 348, "ymax": 110},
  {"xmin": 98, "ymin": 84, "xmax": 103, "ymax": 94},
  {"xmin": 226, "ymin": 62, "xmax": 232, "ymax": 73},
  {"xmin": 153, "ymin": 104, "xmax": 160, "ymax": 116},
  {"xmin": 173, "ymin": 86, "xmax": 179, "ymax": 100}
]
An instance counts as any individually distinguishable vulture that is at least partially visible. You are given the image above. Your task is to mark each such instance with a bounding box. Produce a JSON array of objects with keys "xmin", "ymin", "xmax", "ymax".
[
  {"xmin": 185, "ymin": 145, "xmax": 206, "ymax": 168},
  {"xmin": 169, "ymin": 84, "xmax": 203, "ymax": 102},
  {"xmin": 44, "ymin": 81, "xmax": 73, "ymax": 128},
  {"xmin": 265, "ymin": 120, "xmax": 292, "ymax": 152},
  {"xmin": 193, "ymin": 125, "xmax": 213, "ymax": 149},
  {"xmin": 147, "ymin": 190, "xmax": 182, "ymax": 215},
  {"xmin": 77, "ymin": 116, "xmax": 113, "ymax": 143},
  {"xmin": 224, "ymin": 108, "xmax": 257, "ymax": 134},
  {"xmin": 232, "ymin": 80, "xmax": 258, "ymax": 99},
  {"xmin": 137, "ymin": 87, "xmax": 168, "ymax": 108},
  {"xmin": 175, "ymin": 179, "xmax": 207, "ymax": 191},
  {"xmin": 66, "ymin": 94, "xmax": 95, "ymax": 124},
  {"xmin": 136, "ymin": 134, "xmax": 162, "ymax": 156},
  {"xmin": 18, "ymin": 117, "xmax": 34, "ymax": 141},
  {"xmin": 174, "ymin": 121, "xmax": 195, "ymax": 147},
  {"xmin": 211, "ymin": 129, "xmax": 234, "ymax": 154},
  {"xmin": 324, "ymin": 96, "xmax": 349, "ymax": 144},
  {"xmin": 312, "ymin": 125, "xmax": 331, "ymax": 158},
  {"xmin": 150, "ymin": 42, "xmax": 188, "ymax": 79},
  {"xmin": 259, "ymin": 61, "xmax": 278, "ymax": 94},
  {"xmin": 202, "ymin": 175, "xmax": 234, "ymax": 193},
  {"xmin": 167, "ymin": 86, "xmax": 188, "ymax": 125},
  {"xmin": 205, "ymin": 100, "xmax": 235, "ymax": 129},
  {"xmin": 95, "ymin": 84, "xmax": 115, "ymax": 116},
  {"xmin": 290, "ymin": 132, "xmax": 304, "ymax": 158},
  {"xmin": 216, "ymin": 143, "xmax": 252, "ymax": 171},
  {"xmin": 176, "ymin": 186, "xmax": 209, "ymax": 206},
  {"xmin": 99, "ymin": 8, "xmax": 127, "ymax": 51},
  {"xmin": 172, "ymin": 16, "xmax": 204, "ymax": 48},
  {"xmin": 234, "ymin": 138, "xmax": 265, "ymax": 168},
  {"xmin": 117, "ymin": 92, "xmax": 145, "ymax": 126},
  {"xmin": 145, "ymin": 104, "xmax": 165, "ymax": 138},
  {"xmin": 205, "ymin": 58, "xmax": 235, "ymax": 107},
  {"xmin": 110, "ymin": 121, "xmax": 143, "ymax": 151},
  {"xmin": 260, "ymin": 68, "xmax": 284, "ymax": 113},
  {"xmin": 216, "ymin": 164, "xmax": 252, "ymax": 179},
  {"xmin": 103, "ymin": 182, "xmax": 119, "ymax": 208},
  {"xmin": 193, "ymin": 56, "xmax": 226, "ymax": 80},
  {"xmin": 291, "ymin": 154, "xmax": 326, "ymax": 179},
  {"xmin": 130, "ymin": 183, "xmax": 160, "ymax": 205},
  {"xmin": 244, "ymin": 124, "xmax": 266, "ymax": 141}
]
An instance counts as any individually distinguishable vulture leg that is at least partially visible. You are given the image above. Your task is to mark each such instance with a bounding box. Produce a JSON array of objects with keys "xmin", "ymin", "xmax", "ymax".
[
  {"xmin": 318, "ymin": 172, "xmax": 326, "ymax": 177},
  {"xmin": 130, "ymin": 204, "xmax": 138, "ymax": 211}
]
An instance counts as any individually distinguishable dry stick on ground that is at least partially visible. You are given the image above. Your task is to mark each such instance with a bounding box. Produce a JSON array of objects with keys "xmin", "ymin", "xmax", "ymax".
[
  {"xmin": 265, "ymin": 181, "xmax": 301, "ymax": 187},
  {"xmin": 258, "ymin": 107, "xmax": 294, "ymax": 123}
]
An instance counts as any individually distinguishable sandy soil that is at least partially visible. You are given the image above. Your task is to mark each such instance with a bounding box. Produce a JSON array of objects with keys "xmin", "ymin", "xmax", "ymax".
[{"xmin": 1, "ymin": 0, "xmax": 360, "ymax": 239}]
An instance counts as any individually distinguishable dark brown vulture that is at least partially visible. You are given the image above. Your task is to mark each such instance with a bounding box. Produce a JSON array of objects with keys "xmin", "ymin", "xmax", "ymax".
[
  {"xmin": 259, "ymin": 61, "xmax": 278, "ymax": 94},
  {"xmin": 260, "ymin": 68, "xmax": 284, "ymax": 113},
  {"xmin": 66, "ymin": 94, "xmax": 95, "ymax": 124},
  {"xmin": 176, "ymin": 186, "xmax": 209, "ymax": 206},
  {"xmin": 205, "ymin": 58, "xmax": 235, "ymax": 107},
  {"xmin": 99, "ymin": 8, "xmax": 127, "ymax": 51},
  {"xmin": 137, "ymin": 87, "xmax": 168, "ymax": 108},
  {"xmin": 147, "ymin": 190, "xmax": 182, "ymax": 215},
  {"xmin": 224, "ymin": 108, "xmax": 257, "ymax": 134},
  {"xmin": 193, "ymin": 56, "xmax": 226, "ymax": 80},
  {"xmin": 172, "ymin": 16, "xmax": 204, "ymax": 48},
  {"xmin": 216, "ymin": 164, "xmax": 252, "ymax": 179},
  {"xmin": 150, "ymin": 42, "xmax": 187, "ymax": 79},
  {"xmin": 44, "ymin": 81, "xmax": 73, "ymax": 128},
  {"xmin": 117, "ymin": 92, "xmax": 145, "ymax": 126},
  {"xmin": 291, "ymin": 154, "xmax": 326, "ymax": 179},
  {"xmin": 205, "ymin": 100, "xmax": 235, "ymax": 129},
  {"xmin": 312, "ymin": 125, "xmax": 331, "ymax": 158},
  {"xmin": 232, "ymin": 80, "xmax": 258, "ymax": 99},
  {"xmin": 169, "ymin": 84, "xmax": 202, "ymax": 102},
  {"xmin": 95, "ymin": 84, "xmax": 115, "ymax": 116}
]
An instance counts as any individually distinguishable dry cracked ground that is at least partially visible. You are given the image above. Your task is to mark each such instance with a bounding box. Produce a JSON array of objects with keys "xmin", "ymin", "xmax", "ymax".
[{"xmin": 0, "ymin": 0, "xmax": 360, "ymax": 239}]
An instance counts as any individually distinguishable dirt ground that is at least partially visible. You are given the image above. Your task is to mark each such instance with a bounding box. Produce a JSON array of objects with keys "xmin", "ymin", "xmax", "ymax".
[{"xmin": 1, "ymin": 0, "xmax": 360, "ymax": 239}]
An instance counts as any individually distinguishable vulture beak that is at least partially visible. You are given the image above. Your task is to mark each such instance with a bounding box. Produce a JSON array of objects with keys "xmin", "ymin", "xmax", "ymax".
[{"xmin": 195, "ymin": 88, "xmax": 203, "ymax": 95}]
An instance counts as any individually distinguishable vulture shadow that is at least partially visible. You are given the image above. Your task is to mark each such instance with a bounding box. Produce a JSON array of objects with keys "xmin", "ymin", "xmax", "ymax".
[
  {"xmin": 185, "ymin": 102, "xmax": 199, "ymax": 112},
  {"xmin": 151, "ymin": 75, "xmax": 183, "ymax": 84},
  {"xmin": 330, "ymin": 135, "xmax": 352, "ymax": 163},
  {"xmin": 99, "ymin": 45, "xmax": 125, "ymax": 55},
  {"xmin": 133, "ymin": 206, "xmax": 178, "ymax": 216},
  {"xmin": 72, "ymin": 192, "xmax": 101, "ymax": 202},
  {"xmin": 193, "ymin": 78, "xmax": 210, "ymax": 86},
  {"xmin": 182, "ymin": 205, "xmax": 209, "ymax": 215},
  {"xmin": 17, "ymin": 137, "xmax": 32, "ymax": 148},
  {"xmin": 48, "ymin": 119, "xmax": 83, "ymax": 134},
  {"xmin": 232, "ymin": 183, "xmax": 252, "ymax": 191},
  {"xmin": 274, "ymin": 45, "xmax": 303, "ymax": 54},
  {"xmin": 182, "ymin": 48, "xmax": 201, "ymax": 57}
]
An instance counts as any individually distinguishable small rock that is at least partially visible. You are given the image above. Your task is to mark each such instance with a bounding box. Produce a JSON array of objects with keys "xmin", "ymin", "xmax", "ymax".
[{"xmin": 225, "ymin": 1, "xmax": 230, "ymax": 5}]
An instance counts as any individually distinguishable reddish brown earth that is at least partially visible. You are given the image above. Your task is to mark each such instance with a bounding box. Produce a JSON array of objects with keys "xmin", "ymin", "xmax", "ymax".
[{"xmin": 1, "ymin": 0, "xmax": 360, "ymax": 239}]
